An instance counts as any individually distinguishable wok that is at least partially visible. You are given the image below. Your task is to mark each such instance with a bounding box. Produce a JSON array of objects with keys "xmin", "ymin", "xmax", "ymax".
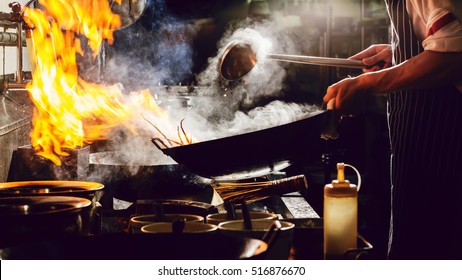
[
  {"xmin": 153, "ymin": 110, "xmax": 332, "ymax": 181},
  {"xmin": 88, "ymin": 151, "xmax": 216, "ymax": 209},
  {"xmin": 1, "ymin": 232, "xmax": 268, "ymax": 260}
]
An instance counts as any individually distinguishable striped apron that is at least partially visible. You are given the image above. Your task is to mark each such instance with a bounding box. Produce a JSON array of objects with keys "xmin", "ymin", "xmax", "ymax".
[{"xmin": 386, "ymin": 0, "xmax": 462, "ymax": 259}]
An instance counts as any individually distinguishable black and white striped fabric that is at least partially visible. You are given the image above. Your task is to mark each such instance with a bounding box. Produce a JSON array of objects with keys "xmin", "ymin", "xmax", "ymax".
[{"xmin": 386, "ymin": 0, "xmax": 462, "ymax": 259}]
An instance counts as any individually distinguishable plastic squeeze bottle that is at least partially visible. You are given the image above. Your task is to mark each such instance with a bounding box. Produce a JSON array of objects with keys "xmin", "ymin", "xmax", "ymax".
[{"xmin": 323, "ymin": 163, "xmax": 358, "ymax": 259}]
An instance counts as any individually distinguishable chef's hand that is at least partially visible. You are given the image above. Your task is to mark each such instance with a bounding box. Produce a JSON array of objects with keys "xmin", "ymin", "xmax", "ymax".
[
  {"xmin": 350, "ymin": 44, "xmax": 392, "ymax": 73},
  {"xmin": 323, "ymin": 76, "xmax": 371, "ymax": 116}
]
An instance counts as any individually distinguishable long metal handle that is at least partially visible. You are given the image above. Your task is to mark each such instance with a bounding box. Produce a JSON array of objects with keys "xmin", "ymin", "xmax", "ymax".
[{"xmin": 266, "ymin": 54, "xmax": 365, "ymax": 69}]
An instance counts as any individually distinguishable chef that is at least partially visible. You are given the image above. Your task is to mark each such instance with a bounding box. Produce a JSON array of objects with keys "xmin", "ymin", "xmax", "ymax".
[{"xmin": 323, "ymin": 0, "xmax": 462, "ymax": 259}]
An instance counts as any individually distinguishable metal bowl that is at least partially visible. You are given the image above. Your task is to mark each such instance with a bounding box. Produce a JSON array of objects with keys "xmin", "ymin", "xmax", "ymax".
[{"xmin": 0, "ymin": 196, "xmax": 92, "ymax": 248}]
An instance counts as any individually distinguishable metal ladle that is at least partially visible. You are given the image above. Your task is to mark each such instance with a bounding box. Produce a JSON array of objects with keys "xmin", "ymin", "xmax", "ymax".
[
  {"xmin": 219, "ymin": 42, "xmax": 365, "ymax": 81},
  {"xmin": 110, "ymin": 0, "xmax": 147, "ymax": 29},
  {"xmin": 21, "ymin": 0, "xmax": 146, "ymax": 29}
]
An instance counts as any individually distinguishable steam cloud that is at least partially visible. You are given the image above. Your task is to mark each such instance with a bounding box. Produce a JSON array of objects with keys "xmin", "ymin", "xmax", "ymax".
[{"xmin": 93, "ymin": 2, "xmax": 322, "ymax": 170}]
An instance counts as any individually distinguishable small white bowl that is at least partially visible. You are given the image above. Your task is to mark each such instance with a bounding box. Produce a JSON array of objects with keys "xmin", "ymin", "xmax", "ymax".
[
  {"xmin": 130, "ymin": 214, "xmax": 204, "ymax": 234},
  {"xmin": 141, "ymin": 222, "xmax": 217, "ymax": 234},
  {"xmin": 206, "ymin": 212, "xmax": 277, "ymax": 225}
]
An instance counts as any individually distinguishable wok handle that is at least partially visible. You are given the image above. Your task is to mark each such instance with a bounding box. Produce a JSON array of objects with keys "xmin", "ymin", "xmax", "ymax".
[
  {"xmin": 151, "ymin": 138, "xmax": 169, "ymax": 150},
  {"xmin": 271, "ymin": 175, "xmax": 308, "ymax": 195},
  {"xmin": 241, "ymin": 202, "xmax": 253, "ymax": 230},
  {"xmin": 224, "ymin": 201, "xmax": 237, "ymax": 220},
  {"xmin": 321, "ymin": 99, "xmax": 339, "ymax": 140},
  {"xmin": 261, "ymin": 220, "xmax": 282, "ymax": 252}
]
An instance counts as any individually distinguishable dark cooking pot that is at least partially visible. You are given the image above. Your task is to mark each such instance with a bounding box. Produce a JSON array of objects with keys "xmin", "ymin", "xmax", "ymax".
[
  {"xmin": 153, "ymin": 110, "xmax": 331, "ymax": 180},
  {"xmin": 0, "ymin": 181, "xmax": 104, "ymax": 235},
  {"xmin": 0, "ymin": 196, "xmax": 92, "ymax": 248},
  {"xmin": 1, "ymin": 232, "xmax": 268, "ymax": 260}
]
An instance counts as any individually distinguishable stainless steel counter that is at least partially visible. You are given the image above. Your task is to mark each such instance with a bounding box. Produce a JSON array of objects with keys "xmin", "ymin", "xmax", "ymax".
[{"xmin": 0, "ymin": 90, "xmax": 33, "ymax": 182}]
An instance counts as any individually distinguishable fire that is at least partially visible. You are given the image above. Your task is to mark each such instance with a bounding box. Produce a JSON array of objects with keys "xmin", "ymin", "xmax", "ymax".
[{"xmin": 23, "ymin": 0, "xmax": 178, "ymax": 165}]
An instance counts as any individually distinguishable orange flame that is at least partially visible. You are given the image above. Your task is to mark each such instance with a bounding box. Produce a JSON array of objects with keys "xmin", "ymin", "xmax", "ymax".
[{"xmin": 23, "ymin": 0, "xmax": 174, "ymax": 165}]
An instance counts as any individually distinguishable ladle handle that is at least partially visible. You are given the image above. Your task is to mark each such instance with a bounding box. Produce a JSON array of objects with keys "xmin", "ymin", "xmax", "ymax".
[
  {"xmin": 266, "ymin": 54, "xmax": 365, "ymax": 69},
  {"xmin": 241, "ymin": 202, "xmax": 252, "ymax": 230},
  {"xmin": 224, "ymin": 201, "xmax": 237, "ymax": 220},
  {"xmin": 261, "ymin": 220, "xmax": 282, "ymax": 253}
]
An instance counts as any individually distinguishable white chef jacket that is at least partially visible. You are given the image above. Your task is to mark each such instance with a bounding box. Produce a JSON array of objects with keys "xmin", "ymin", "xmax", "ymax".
[
  {"xmin": 405, "ymin": 0, "xmax": 462, "ymax": 90},
  {"xmin": 407, "ymin": 0, "xmax": 462, "ymax": 52}
]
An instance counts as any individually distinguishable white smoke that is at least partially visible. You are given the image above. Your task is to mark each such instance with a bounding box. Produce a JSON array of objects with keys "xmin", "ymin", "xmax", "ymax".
[{"xmin": 93, "ymin": 6, "xmax": 322, "ymax": 170}]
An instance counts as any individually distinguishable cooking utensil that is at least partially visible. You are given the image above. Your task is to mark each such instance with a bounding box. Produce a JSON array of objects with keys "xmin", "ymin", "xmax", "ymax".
[
  {"xmin": 152, "ymin": 110, "xmax": 331, "ymax": 181},
  {"xmin": 220, "ymin": 42, "xmax": 365, "ymax": 81},
  {"xmin": 88, "ymin": 151, "xmax": 215, "ymax": 208},
  {"xmin": 111, "ymin": 0, "xmax": 146, "ymax": 29},
  {"xmin": 0, "ymin": 196, "xmax": 92, "ymax": 248},
  {"xmin": 241, "ymin": 202, "xmax": 252, "ymax": 230},
  {"xmin": 211, "ymin": 174, "xmax": 308, "ymax": 203},
  {"xmin": 224, "ymin": 201, "xmax": 237, "ymax": 220}
]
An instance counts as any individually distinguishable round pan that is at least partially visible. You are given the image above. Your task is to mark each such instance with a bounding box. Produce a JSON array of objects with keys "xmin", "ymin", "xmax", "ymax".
[
  {"xmin": 1, "ymin": 233, "xmax": 268, "ymax": 260},
  {"xmin": 153, "ymin": 110, "xmax": 331, "ymax": 181}
]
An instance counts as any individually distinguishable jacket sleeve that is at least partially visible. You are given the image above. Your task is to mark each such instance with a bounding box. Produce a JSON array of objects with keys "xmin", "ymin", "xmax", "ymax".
[{"xmin": 408, "ymin": 0, "xmax": 462, "ymax": 52}]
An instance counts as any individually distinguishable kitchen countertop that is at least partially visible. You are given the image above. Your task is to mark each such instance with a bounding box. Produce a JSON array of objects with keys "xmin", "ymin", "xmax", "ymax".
[{"xmin": 0, "ymin": 90, "xmax": 32, "ymax": 137}]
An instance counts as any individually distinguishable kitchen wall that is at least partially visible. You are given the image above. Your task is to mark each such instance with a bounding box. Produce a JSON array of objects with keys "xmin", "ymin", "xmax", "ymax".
[
  {"xmin": 0, "ymin": 1, "xmax": 33, "ymax": 183},
  {"xmin": 0, "ymin": 0, "xmax": 30, "ymax": 78}
]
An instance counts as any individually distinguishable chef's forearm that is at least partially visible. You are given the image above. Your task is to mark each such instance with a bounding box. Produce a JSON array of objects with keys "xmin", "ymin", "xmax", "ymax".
[{"xmin": 362, "ymin": 50, "xmax": 462, "ymax": 94}]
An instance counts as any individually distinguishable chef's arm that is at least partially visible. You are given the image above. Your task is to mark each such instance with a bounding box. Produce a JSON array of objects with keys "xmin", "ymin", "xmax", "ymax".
[
  {"xmin": 366, "ymin": 50, "xmax": 462, "ymax": 93},
  {"xmin": 324, "ymin": 50, "xmax": 462, "ymax": 114}
]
